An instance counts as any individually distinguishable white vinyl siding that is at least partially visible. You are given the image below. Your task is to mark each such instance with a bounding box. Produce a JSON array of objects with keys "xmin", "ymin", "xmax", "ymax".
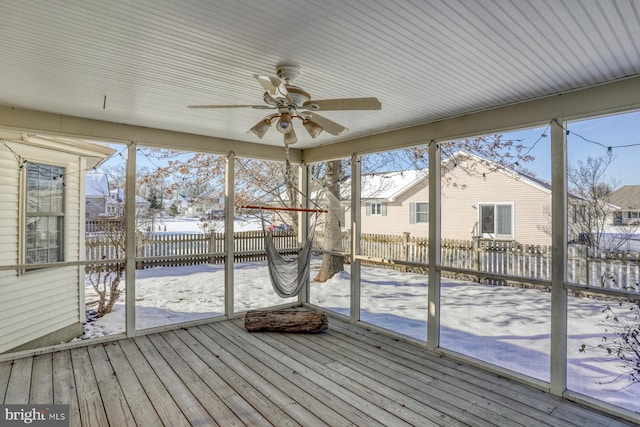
[{"xmin": 0, "ymin": 141, "xmax": 84, "ymax": 353}]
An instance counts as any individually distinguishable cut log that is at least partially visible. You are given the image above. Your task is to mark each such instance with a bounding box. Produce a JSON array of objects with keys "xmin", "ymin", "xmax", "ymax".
[{"xmin": 244, "ymin": 310, "xmax": 328, "ymax": 333}]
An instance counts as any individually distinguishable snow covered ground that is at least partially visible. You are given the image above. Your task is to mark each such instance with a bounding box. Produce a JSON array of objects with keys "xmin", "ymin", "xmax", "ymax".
[{"xmin": 81, "ymin": 218, "xmax": 640, "ymax": 413}]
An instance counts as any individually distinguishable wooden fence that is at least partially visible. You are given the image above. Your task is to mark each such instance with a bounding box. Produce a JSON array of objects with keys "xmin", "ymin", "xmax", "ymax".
[
  {"xmin": 86, "ymin": 230, "xmax": 299, "ymax": 269},
  {"xmin": 314, "ymin": 232, "xmax": 640, "ymax": 292},
  {"xmin": 86, "ymin": 230, "xmax": 640, "ymax": 292}
]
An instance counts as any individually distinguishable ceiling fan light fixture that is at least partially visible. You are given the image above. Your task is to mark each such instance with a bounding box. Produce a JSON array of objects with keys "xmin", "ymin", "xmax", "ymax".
[
  {"xmin": 276, "ymin": 112, "xmax": 293, "ymax": 133},
  {"xmin": 248, "ymin": 117, "xmax": 273, "ymax": 139},
  {"xmin": 302, "ymin": 119, "xmax": 323, "ymax": 138},
  {"xmin": 284, "ymin": 127, "xmax": 297, "ymax": 145}
]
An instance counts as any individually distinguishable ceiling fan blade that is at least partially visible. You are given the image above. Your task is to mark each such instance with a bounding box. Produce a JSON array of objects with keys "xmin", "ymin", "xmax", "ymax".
[
  {"xmin": 302, "ymin": 97, "xmax": 381, "ymax": 111},
  {"xmin": 188, "ymin": 104, "xmax": 273, "ymax": 109},
  {"xmin": 306, "ymin": 113, "xmax": 348, "ymax": 136},
  {"xmin": 254, "ymin": 74, "xmax": 289, "ymax": 99}
]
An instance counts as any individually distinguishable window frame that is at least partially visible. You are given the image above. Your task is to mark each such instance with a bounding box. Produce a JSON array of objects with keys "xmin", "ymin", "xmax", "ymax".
[
  {"xmin": 366, "ymin": 201, "xmax": 387, "ymax": 216},
  {"xmin": 478, "ymin": 202, "xmax": 514, "ymax": 240},
  {"xmin": 409, "ymin": 201, "xmax": 429, "ymax": 224},
  {"xmin": 23, "ymin": 162, "xmax": 66, "ymax": 265}
]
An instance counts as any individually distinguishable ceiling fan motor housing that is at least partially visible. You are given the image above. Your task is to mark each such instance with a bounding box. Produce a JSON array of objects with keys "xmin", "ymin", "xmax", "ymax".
[{"xmin": 276, "ymin": 65, "xmax": 300, "ymax": 83}]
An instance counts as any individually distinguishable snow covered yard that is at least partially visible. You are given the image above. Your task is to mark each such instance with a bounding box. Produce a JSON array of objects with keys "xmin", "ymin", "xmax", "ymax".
[{"xmin": 80, "ymin": 218, "xmax": 640, "ymax": 412}]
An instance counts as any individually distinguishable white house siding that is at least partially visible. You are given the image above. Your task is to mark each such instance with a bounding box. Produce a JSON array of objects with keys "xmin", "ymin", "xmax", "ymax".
[
  {"xmin": 0, "ymin": 151, "xmax": 19, "ymax": 268},
  {"xmin": 357, "ymin": 162, "xmax": 552, "ymax": 246},
  {"xmin": 0, "ymin": 142, "xmax": 83, "ymax": 353}
]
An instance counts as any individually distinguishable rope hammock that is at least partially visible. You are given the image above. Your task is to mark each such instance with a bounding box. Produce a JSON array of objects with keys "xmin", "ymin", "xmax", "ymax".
[
  {"xmin": 249, "ymin": 206, "xmax": 325, "ymax": 298},
  {"xmin": 236, "ymin": 146, "xmax": 330, "ymax": 297}
]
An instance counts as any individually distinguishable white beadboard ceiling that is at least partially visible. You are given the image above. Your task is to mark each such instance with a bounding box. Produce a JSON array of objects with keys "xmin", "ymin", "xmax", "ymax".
[{"xmin": 1, "ymin": 0, "xmax": 639, "ymax": 150}]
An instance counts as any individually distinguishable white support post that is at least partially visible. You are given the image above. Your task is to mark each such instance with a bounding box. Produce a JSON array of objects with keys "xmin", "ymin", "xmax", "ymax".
[
  {"xmin": 427, "ymin": 141, "xmax": 441, "ymax": 351},
  {"xmin": 550, "ymin": 119, "xmax": 568, "ymax": 396},
  {"xmin": 224, "ymin": 152, "xmax": 235, "ymax": 318},
  {"xmin": 350, "ymin": 154, "xmax": 361, "ymax": 323},
  {"xmin": 125, "ymin": 141, "xmax": 137, "ymax": 337},
  {"xmin": 298, "ymin": 162, "xmax": 310, "ymax": 304}
]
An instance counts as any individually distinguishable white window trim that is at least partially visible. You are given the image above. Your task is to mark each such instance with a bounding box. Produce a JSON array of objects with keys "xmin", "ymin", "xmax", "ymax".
[
  {"xmin": 366, "ymin": 201, "xmax": 387, "ymax": 216},
  {"xmin": 20, "ymin": 159, "xmax": 68, "ymax": 268},
  {"xmin": 409, "ymin": 201, "xmax": 429, "ymax": 224},
  {"xmin": 478, "ymin": 202, "xmax": 514, "ymax": 240}
]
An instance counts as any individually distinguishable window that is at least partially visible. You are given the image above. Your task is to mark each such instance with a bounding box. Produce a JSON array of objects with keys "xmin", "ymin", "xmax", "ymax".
[
  {"xmin": 479, "ymin": 203, "xmax": 513, "ymax": 239},
  {"xmin": 25, "ymin": 163, "xmax": 65, "ymax": 264},
  {"xmin": 366, "ymin": 202, "xmax": 386, "ymax": 216},
  {"xmin": 409, "ymin": 202, "xmax": 429, "ymax": 224}
]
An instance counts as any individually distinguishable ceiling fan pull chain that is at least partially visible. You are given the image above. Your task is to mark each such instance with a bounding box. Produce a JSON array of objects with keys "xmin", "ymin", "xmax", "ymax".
[{"xmin": 284, "ymin": 144, "xmax": 291, "ymax": 183}]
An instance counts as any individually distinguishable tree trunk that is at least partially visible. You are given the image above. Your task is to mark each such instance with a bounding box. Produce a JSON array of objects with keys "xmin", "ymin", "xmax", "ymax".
[{"xmin": 314, "ymin": 160, "xmax": 344, "ymax": 282}]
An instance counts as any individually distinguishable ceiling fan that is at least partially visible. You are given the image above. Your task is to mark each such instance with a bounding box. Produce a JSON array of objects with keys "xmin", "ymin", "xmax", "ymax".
[{"xmin": 188, "ymin": 65, "xmax": 381, "ymax": 145}]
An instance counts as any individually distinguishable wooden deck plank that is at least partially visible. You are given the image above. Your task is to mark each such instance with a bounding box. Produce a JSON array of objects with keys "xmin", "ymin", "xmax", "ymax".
[
  {"xmin": 70, "ymin": 347, "xmax": 109, "ymax": 427},
  {"xmin": 0, "ymin": 360, "xmax": 13, "ymax": 402},
  {"xmin": 188, "ymin": 325, "xmax": 322, "ymax": 426},
  {"xmin": 162, "ymin": 331, "xmax": 269, "ymax": 426},
  {"xmin": 549, "ymin": 401, "xmax": 635, "ymax": 427},
  {"xmin": 143, "ymin": 335, "xmax": 250, "ymax": 425},
  {"xmin": 218, "ymin": 321, "xmax": 426, "ymax": 427},
  {"xmin": 4, "ymin": 357, "xmax": 32, "ymax": 404},
  {"xmin": 312, "ymin": 329, "xmax": 542, "ymax": 426},
  {"xmin": 260, "ymin": 326, "xmax": 490, "ymax": 427},
  {"xmin": 52, "ymin": 351, "xmax": 81, "ymax": 427},
  {"xmin": 214, "ymin": 321, "xmax": 372, "ymax": 426},
  {"xmin": 209, "ymin": 324, "xmax": 378, "ymax": 425},
  {"xmin": 102, "ymin": 340, "xmax": 164, "ymax": 426},
  {"xmin": 234, "ymin": 318, "xmax": 491, "ymax": 427},
  {"xmin": 0, "ymin": 316, "xmax": 636, "ymax": 427},
  {"xmin": 122, "ymin": 337, "xmax": 217, "ymax": 427},
  {"xmin": 29, "ymin": 353, "xmax": 53, "ymax": 404},
  {"xmin": 333, "ymin": 319, "xmax": 561, "ymax": 414},
  {"xmin": 86, "ymin": 344, "xmax": 136, "ymax": 427},
  {"xmin": 323, "ymin": 322, "xmax": 561, "ymax": 426},
  {"xmin": 328, "ymin": 318, "xmax": 633, "ymax": 427},
  {"xmin": 116, "ymin": 339, "xmax": 192, "ymax": 427}
]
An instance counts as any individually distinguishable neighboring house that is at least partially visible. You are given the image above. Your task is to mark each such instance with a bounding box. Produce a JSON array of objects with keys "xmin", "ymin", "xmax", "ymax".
[
  {"xmin": 342, "ymin": 151, "xmax": 554, "ymax": 246},
  {"xmin": 109, "ymin": 188, "xmax": 151, "ymax": 217},
  {"xmin": 180, "ymin": 191, "xmax": 225, "ymax": 219},
  {"xmin": 609, "ymin": 185, "xmax": 640, "ymax": 225},
  {"xmin": 0, "ymin": 133, "xmax": 114, "ymax": 353},
  {"xmin": 85, "ymin": 173, "xmax": 112, "ymax": 218}
]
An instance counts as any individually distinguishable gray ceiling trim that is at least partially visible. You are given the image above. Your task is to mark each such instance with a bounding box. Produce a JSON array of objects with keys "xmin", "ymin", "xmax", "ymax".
[{"xmin": 0, "ymin": 104, "xmax": 301, "ymax": 163}]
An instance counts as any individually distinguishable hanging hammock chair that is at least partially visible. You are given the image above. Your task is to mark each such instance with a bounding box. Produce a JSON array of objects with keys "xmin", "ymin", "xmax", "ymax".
[{"xmin": 246, "ymin": 205, "xmax": 324, "ymax": 298}]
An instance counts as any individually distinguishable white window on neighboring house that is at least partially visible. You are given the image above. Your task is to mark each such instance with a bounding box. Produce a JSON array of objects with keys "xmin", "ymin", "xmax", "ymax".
[
  {"xmin": 25, "ymin": 163, "xmax": 65, "ymax": 264},
  {"xmin": 409, "ymin": 202, "xmax": 429, "ymax": 224},
  {"xmin": 366, "ymin": 202, "xmax": 386, "ymax": 216},
  {"xmin": 479, "ymin": 203, "xmax": 513, "ymax": 240}
]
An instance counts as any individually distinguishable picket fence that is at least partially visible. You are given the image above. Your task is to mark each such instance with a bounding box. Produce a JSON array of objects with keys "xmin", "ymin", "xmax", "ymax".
[
  {"xmin": 85, "ymin": 230, "xmax": 298, "ymax": 269},
  {"xmin": 85, "ymin": 231, "xmax": 640, "ymax": 293}
]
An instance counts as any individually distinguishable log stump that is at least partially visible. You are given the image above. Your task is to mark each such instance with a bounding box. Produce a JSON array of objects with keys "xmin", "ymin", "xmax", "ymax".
[{"xmin": 244, "ymin": 310, "xmax": 328, "ymax": 333}]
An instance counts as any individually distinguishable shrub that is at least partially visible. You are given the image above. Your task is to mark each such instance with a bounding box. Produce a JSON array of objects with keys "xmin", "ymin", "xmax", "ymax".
[{"xmin": 580, "ymin": 300, "xmax": 640, "ymax": 383}]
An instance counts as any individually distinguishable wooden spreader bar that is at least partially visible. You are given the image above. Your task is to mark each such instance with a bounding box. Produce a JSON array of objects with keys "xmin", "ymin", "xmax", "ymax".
[{"xmin": 239, "ymin": 205, "xmax": 328, "ymax": 213}]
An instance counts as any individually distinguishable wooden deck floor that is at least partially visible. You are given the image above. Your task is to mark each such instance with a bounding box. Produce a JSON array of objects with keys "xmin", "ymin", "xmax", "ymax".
[{"xmin": 0, "ymin": 316, "xmax": 635, "ymax": 426}]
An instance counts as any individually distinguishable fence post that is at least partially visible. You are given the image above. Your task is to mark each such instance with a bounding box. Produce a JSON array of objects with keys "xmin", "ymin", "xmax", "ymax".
[
  {"xmin": 209, "ymin": 232, "xmax": 216, "ymax": 264},
  {"xmin": 576, "ymin": 244, "xmax": 588, "ymax": 286},
  {"xmin": 472, "ymin": 237, "xmax": 480, "ymax": 274},
  {"xmin": 135, "ymin": 238, "xmax": 143, "ymax": 270},
  {"xmin": 402, "ymin": 232, "xmax": 410, "ymax": 272}
]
